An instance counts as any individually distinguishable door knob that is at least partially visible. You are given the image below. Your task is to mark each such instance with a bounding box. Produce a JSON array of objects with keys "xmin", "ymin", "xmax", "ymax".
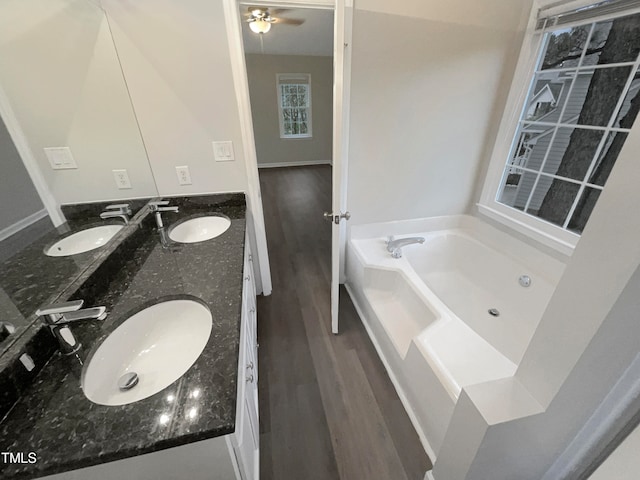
[{"xmin": 323, "ymin": 211, "xmax": 351, "ymax": 224}]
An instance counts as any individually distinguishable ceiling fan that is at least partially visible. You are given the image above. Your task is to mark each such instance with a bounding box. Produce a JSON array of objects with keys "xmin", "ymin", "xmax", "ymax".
[{"xmin": 245, "ymin": 7, "xmax": 305, "ymax": 34}]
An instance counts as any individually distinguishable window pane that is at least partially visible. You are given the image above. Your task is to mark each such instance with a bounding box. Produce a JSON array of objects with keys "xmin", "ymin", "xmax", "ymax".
[
  {"xmin": 298, "ymin": 88, "xmax": 308, "ymax": 107},
  {"xmin": 583, "ymin": 13, "xmax": 640, "ymax": 66},
  {"xmin": 498, "ymin": 168, "xmax": 539, "ymax": 211},
  {"xmin": 541, "ymin": 25, "xmax": 591, "ymax": 70},
  {"xmin": 613, "ymin": 71, "xmax": 640, "ymax": 128},
  {"xmin": 562, "ymin": 66, "xmax": 633, "ymax": 126},
  {"xmin": 300, "ymin": 122, "xmax": 308, "ymax": 135},
  {"xmin": 527, "ymin": 176, "xmax": 581, "ymax": 227},
  {"xmin": 568, "ymin": 187, "xmax": 601, "ymax": 233},
  {"xmin": 511, "ymin": 126, "xmax": 552, "ymax": 172},
  {"xmin": 524, "ymin": 71, "xmax": 570, "ymax": 122},
  {"xmin": 284, "ymin": 122, "xmax": 292, "ymax": 135},
  {"xmin": 588, "ymin": 132, "xmax": 629, "ymax": 186},
  {"xmin": 282, "ymin": 91, "xmax": 291, "ymax": 107},
  {"xmin": 541, "ymin": 127, "xmax": 604, "ymax": 181},
  {"xmin": 582, "ymin": 21, "xmax": 611, "ymax": 66}
]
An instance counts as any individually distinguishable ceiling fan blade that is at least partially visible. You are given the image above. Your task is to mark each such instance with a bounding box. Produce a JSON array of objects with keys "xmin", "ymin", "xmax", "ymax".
[
  {"xmin": 270, "ymin": 8, "xmax": 291, "ymax": 15},
  {"xmin": 273, "ymin": 17, "xmax": 305, "ymax": 26}
]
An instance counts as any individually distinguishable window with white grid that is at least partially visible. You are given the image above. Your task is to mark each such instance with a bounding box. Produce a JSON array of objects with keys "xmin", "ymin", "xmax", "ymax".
[
  {"xmin": 496, "ymin": 10, "xmax": 640, "ymax": 235},
  {"xmin": 277, "ymin": 74, "xmax": 312, "ymax": 139}
]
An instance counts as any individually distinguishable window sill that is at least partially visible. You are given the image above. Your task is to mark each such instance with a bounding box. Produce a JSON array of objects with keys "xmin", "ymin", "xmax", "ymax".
[
  {"xmin": 476, "ymin": 203, "xmax": 577, "ymax": 256},
  {"xmin": 280, "ymin": 135, "xmax": 313, "ymax": 140}
]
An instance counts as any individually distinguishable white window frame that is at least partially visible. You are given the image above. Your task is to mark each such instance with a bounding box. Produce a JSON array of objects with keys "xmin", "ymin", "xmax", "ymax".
[
  {"xmin": 276, "ymin": 73, "xmax": 313, "ymax": 139},
  {"xmin": 478, "ymin": 0, "xmax": 640, "ymax": 256}
]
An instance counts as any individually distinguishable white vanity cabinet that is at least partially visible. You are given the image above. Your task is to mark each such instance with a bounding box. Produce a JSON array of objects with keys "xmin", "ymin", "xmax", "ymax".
[{"xmin": 229, "ymin": 236, "xmax": 260, "ymax": 480}]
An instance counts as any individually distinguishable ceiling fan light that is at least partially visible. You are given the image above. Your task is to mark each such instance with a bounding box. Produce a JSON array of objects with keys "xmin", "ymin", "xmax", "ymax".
[{"xmin": 249, "ymin": 19, "xmax": 271, "ymax": 34}]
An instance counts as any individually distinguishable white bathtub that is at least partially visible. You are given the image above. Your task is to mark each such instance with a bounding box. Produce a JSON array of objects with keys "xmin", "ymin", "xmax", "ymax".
[{"xmin": 346, "ymin": 215, "xmax": 565, "ymax": 458}]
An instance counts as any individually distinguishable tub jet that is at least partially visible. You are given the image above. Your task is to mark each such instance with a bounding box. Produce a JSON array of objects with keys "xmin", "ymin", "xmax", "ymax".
[
  {"xmin": 488, "ymin": 308, "xmax": 500, "ymax": 317},
  {"xmin": 519, "ymin": 275, "xmax": 532, "ymax": 287}
]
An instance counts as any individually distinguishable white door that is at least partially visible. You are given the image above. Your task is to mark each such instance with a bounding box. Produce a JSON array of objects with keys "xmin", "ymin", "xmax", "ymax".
[{"xmin": 329, "ymin": 0, "xmax": 351, "ymax": 334}]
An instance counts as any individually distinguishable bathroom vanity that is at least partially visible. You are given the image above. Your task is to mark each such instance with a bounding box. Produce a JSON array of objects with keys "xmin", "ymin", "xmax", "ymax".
[{"xmin": 0, "ymin": 194, "xmax": 258, "ymax": 480}]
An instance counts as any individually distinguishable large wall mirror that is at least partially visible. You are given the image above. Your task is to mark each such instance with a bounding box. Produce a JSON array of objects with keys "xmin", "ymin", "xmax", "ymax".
[{"xmin": 0, "ymin": 0, "xmax": 158, "ymax": 356}]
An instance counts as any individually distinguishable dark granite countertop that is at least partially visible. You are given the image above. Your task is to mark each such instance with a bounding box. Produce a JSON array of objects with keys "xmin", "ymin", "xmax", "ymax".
[
  {"xmin": 0, "ymin": 194, "xmax": 247, "ymax": 479},
  {"xmin": 0, "ymin": 200, "xmax": 150, "ymax": 356}
]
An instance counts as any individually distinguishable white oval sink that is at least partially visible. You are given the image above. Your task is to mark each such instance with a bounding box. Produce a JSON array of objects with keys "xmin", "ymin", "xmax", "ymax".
[
  {"xmin": 169, "ymin": 216, "xmax": 231, "ymax": 244},
  {"xmin": 82, "ymin": 299, "xmax": 212, "ymax": 406},
  {"xmin": 45, "ymin": 225, "xmax": 123, "ymax": 257}
]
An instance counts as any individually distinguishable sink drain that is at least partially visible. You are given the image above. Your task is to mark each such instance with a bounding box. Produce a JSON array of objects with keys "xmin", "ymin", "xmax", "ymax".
[
  {"xmin": 118, "ymin": 372, "xmax": 139, "ymax": 391},
  {"xmin": 488, "ymin": 308, "xmax": 500, "ymax": 317}
]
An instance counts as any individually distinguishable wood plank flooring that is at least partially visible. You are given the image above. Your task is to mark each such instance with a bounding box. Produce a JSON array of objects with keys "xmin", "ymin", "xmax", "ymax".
[{"xmin": 257, "ymin": 165, "xmax": 432, "ymax": 480}]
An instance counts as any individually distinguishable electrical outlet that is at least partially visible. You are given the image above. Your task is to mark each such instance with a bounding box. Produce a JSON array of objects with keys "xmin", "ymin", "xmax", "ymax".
[
  {"xmin": 112, "ymin": 169, "xmax": 132, "ymax": 189},
  {"xmin": 212, "ymin": 141, "xmax": 235, "ymax": 162},
  {"xmin": 176, "ymin": 166, "xmax": 192, "ymax": 185}
]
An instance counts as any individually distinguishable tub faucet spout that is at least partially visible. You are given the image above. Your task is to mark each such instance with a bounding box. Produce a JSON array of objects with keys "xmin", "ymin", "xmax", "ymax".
[{"xmin": 386, "ymin": 236, "xmax": 425, "ymax": 259}]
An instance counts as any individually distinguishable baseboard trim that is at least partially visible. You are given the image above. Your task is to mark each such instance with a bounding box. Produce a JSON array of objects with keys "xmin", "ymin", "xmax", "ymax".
[
  {"xmin": 257, "ymin": 160, "xmax": 332, "ymax": 169},
  {"xmin": 0, "ymin": 209, "xmax": 48, "ymax": 242},
  {"xmin": 344, "ymin": 283, "xmax": 437, "ymax": 466}
]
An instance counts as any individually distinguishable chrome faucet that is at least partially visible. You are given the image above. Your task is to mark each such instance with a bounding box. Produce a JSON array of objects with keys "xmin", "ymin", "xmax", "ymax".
[
  {"xmin": 100, "ymin": 203, "xmax": 132, "ymax": 224},
  {"xmin": 386, "ymin": 236, "xmax": 425, "ymax": 259},
  {"xmin": 36, "ymin": 300, "xmax": 107, "ymax": 355},
  {"xmin": 149, "ymin": 200, "xmax": 179, "ymax": 228}
]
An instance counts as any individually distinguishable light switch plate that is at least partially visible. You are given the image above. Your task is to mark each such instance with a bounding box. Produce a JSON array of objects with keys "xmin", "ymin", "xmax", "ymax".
[
  {"xmin": 212, "ymin": 141, "xmax": 235, "ymax": 162},
  {"xmin": 44, "ymin": 147, "xmax": 77, "ymax": 170},
  {"xmin": 112, "ymin": 169, "xmax": 132, "ymax": 189},
  {"xmin": 176, "ymin": 165, "xmax": 192, "ymax": 185}
]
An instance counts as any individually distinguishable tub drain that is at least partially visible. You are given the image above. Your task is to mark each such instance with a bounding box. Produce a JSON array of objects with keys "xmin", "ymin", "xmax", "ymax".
[{"xmin": 488, "ymin": 308, "xmax": 500, "ymax": 317}]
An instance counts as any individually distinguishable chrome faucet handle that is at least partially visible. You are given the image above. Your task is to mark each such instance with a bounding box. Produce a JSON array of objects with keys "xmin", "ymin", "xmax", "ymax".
[
  {"xmin": 149, "ymin": 200, "xmax": 170, "ymax": 211},
  {"xmin": 37, "ymin": 300, "xmax": 85, "ymax": 325},
  {"xmin": 36, "ymin": 300, "xmax": 84, "ymax": 318},
  {"xmin": 150, "ymin": 201, "xmax": 178, "ymax": 213},
  {"xmin": 105, "ymin": 203, "xmax": 132, "ymax": 214},
  {"xmin": 386, "ymin": 235, "xmax": 395, "ymax": 245}
]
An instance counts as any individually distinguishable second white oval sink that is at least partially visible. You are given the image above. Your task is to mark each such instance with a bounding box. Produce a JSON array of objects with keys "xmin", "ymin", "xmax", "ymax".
[
  {"xmin": 82, "ymin": 299, "xmax": 212, "ymax": 406},
  {"xmin": 45, "ymin": 225, "xmax": 123, "ymax": 257},
  {"xmin": 169, "ymin": 216, "xmax": 231, "ymax": 243}
]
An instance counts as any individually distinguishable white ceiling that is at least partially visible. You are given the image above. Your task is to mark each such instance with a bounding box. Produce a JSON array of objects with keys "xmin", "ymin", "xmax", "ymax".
[{"xmin": 241, "ymin": 7, "xmax": 334, "ymax": 56}]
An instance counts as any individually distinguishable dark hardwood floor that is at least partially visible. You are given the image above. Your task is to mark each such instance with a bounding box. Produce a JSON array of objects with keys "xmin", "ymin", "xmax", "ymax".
[{"xmin": 257, "ymin": 165, "xmax": 432, "ymax": 480}]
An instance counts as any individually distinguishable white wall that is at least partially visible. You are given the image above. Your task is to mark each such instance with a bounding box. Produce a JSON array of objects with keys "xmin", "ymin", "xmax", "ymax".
[
  {"xmin": 0, "ymin": 0, "xmax": 157, "ymax": 205},
  {"xmin": 0, "ymin": 116, "xmax": 43, "ymax": 231},
  {"xmin": 245, "ymin": 54, "xmax": 333, "ymax": 167},
  {"xmin": 346, "ymin": 0, "xmax": 532, "ymax": 226},
  {"xmin": 102, "ymin": 0, "xmax": 248, "ymax": 196}
]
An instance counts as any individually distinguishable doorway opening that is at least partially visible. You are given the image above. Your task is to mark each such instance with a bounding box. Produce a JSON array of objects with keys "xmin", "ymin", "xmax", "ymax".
[{"xmin": 241, "ymin": 6, "xmax": 334, "ymax": 170}]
